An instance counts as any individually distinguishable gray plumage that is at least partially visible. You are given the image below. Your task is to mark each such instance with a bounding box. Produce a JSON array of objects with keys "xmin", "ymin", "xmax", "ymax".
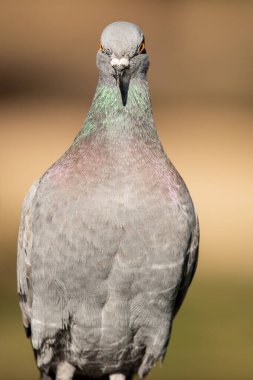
[{"xmin": 17, "ymin": 21, "xmax": 199, "ymax": 380}]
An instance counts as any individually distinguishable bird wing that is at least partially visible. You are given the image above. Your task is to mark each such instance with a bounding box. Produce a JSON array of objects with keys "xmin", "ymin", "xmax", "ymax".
[
  {"xmin": 17, "ymin": 180, "xmax": 40, "ymax": 337},
  {"xmin": 174, "ymin": 214, "xmax": 199, "ymax": 316}
]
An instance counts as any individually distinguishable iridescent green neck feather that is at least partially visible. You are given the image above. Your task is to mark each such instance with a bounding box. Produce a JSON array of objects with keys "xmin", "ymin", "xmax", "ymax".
[{"xmin": 74, "ymin": 78, "xmax": 156, "ymax": 144}]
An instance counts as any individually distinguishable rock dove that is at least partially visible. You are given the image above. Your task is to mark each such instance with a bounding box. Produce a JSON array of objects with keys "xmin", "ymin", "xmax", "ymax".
[{"xmin": 17, "ymin": 21, "xmax": 199, "ymax": 380}]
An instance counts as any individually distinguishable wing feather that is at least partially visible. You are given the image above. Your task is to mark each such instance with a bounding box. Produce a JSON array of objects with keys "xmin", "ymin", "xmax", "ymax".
[
  {"xmin": 174, "ymin": 215, "xmax": 199, "ymax": 316},
  {"xmin": 17, "ymin": 180, "xmax": 40, "ymax": 336}
]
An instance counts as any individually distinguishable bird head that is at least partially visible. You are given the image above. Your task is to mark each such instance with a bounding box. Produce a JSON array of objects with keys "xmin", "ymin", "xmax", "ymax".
[{"xmin": 97, "ymin": 21, "xmax": 149, "ymax": 106}]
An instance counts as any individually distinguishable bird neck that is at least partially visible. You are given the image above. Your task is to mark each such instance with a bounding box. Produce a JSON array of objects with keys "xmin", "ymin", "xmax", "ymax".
[{"xmin": 75, "ymin": 77, "xmax": 157, "ymax": 143}]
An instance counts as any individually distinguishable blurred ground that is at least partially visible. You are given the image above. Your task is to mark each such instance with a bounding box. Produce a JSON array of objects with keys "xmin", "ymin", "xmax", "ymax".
[{"xmin": 0, "ymin": 1, "xmax": 253, "ymax": 379}]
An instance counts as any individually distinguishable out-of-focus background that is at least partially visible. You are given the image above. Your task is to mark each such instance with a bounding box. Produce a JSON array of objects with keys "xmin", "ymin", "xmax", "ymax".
[{"xmin": 0, "ymin": 1, "xmax": 252, "ymax": 379}]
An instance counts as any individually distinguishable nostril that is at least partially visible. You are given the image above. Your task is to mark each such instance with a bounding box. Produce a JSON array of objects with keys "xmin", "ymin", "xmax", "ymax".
[
  {"xmin": 119, "ymin": 57, "xmax": 129, "ymax": 67},
  {"xmin": 111, "ymin": 58, "xmax": 119, "ymax": 67},
  {"xmin": 111, "ymin": 57, "xmax": 129, "ymax": 68}
]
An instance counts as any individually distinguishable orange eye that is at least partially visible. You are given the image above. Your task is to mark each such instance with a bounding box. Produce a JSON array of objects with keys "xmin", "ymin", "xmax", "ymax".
[{"xmin": 139, "ymin": 42, "xmax": 145, "ymax": 53}]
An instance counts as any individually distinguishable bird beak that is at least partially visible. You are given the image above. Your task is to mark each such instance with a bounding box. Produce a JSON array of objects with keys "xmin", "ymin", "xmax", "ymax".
[{"xmin": 111, "ymin": 58, "xmax": 131, "ymax": 106}]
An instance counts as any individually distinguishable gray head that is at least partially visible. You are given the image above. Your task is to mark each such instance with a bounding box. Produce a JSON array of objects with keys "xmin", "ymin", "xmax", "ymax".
[{"xmin": 97, "ymin": 21, "xmax": 149, "ymax": 105}]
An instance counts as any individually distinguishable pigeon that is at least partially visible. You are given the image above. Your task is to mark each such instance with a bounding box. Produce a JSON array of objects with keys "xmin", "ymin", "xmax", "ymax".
[{"xmin": 17, "ymin": 21, "xmax": 199, "ymax": 380}]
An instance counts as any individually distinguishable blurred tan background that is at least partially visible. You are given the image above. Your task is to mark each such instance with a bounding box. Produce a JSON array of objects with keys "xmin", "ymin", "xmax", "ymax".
[{"xmin": 0, "ymin": 1, "xmax": 253, "ymax": 379}]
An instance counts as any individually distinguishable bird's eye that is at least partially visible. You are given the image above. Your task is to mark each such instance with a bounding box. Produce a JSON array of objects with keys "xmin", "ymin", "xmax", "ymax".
[{"xmin": 138, "ymin": 42, "xmax": 145, "ymax": 54}]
